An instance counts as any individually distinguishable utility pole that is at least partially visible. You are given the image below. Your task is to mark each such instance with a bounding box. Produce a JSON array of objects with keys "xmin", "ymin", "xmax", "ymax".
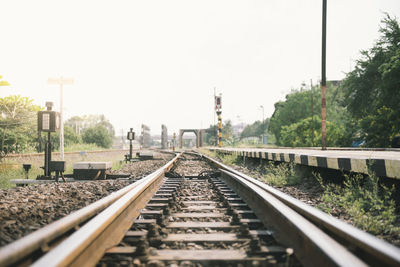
[
  {"xmin": 48, "ymin": 77, "xmax": 74, "ymax": 160},
  {"xmin": 321, "ymin": 0, "xmax": 327, "ymax": 150},
  {"xmin": 311, "ymin": 79, "xmax": 314, "ymax": 147}
]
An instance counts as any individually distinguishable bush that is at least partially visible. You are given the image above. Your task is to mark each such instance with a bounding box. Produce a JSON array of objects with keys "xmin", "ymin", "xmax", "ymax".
[
  {"xmin": 82, "ymin": 125, "xmax": 113, "ymax": 148},
  {"xmin": 316, "ymin": 171, "xmax": 399, "ymax": 235}
]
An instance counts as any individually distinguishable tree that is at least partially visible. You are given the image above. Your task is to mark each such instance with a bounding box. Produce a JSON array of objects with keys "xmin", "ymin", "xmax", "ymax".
[
  {"xmin": 65, "ymin": 114, "xmax": 115, "ymax": 137},
  {"xmin": 204, "ymin": 124, "xmax": 218, "ymax": 146},
  {"xmin": 0, "ymin": 75, "xmax": 10, "ymax": 86},
  {"xmin": 50, "ymin": 125, "xmax": 81, "ymax": 150},
  {"xmin": 0, "ymin": 95, "xmax": 42, "ymax": 155},
  {"xmin": 280, "ymin": 116, "xmax": 347, "ymax": 147},
  {"xmin": 269, "ymin": 88, "xmax": 315, "ymax": 145},
  {"xmin": 82, "ymin": 124, "xmax": 113, "ymax": 148},
  {"xmin": 222, "ymin": 120, "xmax": 238, "ymax": 146},
  {"xmin": 240, "ymin": 119, "xmax": 270, "ymax": 139},
  {"xmin": 342, "ymin": 14, "xmax": 400, "ymax": 147}
]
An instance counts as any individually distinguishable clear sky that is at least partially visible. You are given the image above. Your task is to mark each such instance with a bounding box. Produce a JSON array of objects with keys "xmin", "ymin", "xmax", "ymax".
[{"xmin": 1, "ymin": 0, "xmax": 399, "ymax": 136}]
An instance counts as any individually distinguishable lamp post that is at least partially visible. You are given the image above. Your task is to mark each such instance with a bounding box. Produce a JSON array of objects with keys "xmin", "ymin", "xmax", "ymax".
[{"xmin": 47, "ymin": 77, "xmax": 74, "ymax": 160}]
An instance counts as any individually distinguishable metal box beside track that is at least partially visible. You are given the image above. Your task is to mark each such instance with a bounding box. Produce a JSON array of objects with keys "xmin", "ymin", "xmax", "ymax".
[
  {"xmin": 49, "ymin": 161, "xmax": 66, "ymax": 172},
  {"xmin": 73, "ymin": 162, "xmax": 112, "ymax": 180}
]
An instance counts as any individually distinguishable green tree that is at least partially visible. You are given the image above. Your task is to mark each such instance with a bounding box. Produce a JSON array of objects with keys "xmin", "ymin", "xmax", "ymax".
[
  {"xmin": 50, "ymin": 125, "xmax": 81, "ymax": 150},
  {"xmin": 269, "ymin": 82, "xmax": 354, "ymax": 147},
  {"xmin": 0, "ymin": 95, "xmax": 42, "ymax": 155},
  {"xmin": 342, "ymin": 14, "xmax": 400, "ymax": 147},
  {"xmin": 240, "ymin": 119, "xmax": 270, "ymax": 139},
  {"xmin": 280, "ymin": 116, "xmax": 347, "ymax": 147},
  {"xmin": 222, "ymin": 120, "xmax": 238, "ymax": 146},
  {"xmin": 82, "ymin": 124, "xmax": 113, "ymax": 148},
  {"xmin": 204, "ymin": 124, "xmax": 217, "ymax": 146},
  {"xmin": 65, "ymin": 114, "xmax": 115, "ymax": 137},
  {"xmin": 0, "ymin": 75, "xmax": 10, "ymax": 86},
  {"xmin": 269, "ymin": 88, "xmax": 315, "ymax": 145}
]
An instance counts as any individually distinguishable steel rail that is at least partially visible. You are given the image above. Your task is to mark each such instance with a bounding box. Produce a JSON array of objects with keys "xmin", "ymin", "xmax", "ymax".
[
  {"xmin": 219, "ymin": 169, "xmax": 366, "ymax": 267},
  {"xmin": 31, "ymin": 153, "xmax": 181, "ymax": 267},
  {"xmin": 200, "ymin": 152, "xmax": 400, "ymax": 266},
  {"xmin": 0, "ymin": 152, "xmax": 179, "ymax": 267}
]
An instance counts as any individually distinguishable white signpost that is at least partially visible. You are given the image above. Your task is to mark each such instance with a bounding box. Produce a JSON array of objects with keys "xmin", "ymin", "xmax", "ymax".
[{"xmin": 47, "ymin": 77, "xmax": 74, "ymax": 160}]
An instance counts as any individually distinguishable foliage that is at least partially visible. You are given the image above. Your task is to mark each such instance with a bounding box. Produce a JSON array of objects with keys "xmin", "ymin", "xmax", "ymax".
[
  {"xmin": 0, "ymin": 95, "xmax": 42, "ymax": 156},
  {"xmin": 269, "ymin": 83, "xmax": 354, "ymax": 147},
  {"xmin": 204, "ymin": 124, "xmax": 217, "ymax": 146},
  {"xmin": 0, "ymin": 75, "xmax": 10, "ymax": 86},
  {"xmin": 269, "ymin": 88, "xmax": 315, "ymax": 145},
  {"xmin": 341, "ymin": 14, "xmax": 400, "ymax": 147},
  {"xmin": 280, "ymin": 116, "xmax": 348, "ymax": 147},
  {"xmin": 49, "ymin": 125, "xmax": 82, "ymax": 150},
  {"xmin": 65, "ymin": 114, "xmax": 115, "ymax": 137},
  {"xmin": 82, "ymin": 124, "xmax": 113, "ymax": 148},
  {"xmin": 259, "ymin": 162, "xmax": 301, "ymax": 187},
  {"xmin": 222, "ymin": 120, "xmax": 239, "ymax": 146},
  {"xmin": 316, "ymin": 171, "xmax": 399, "ymax": 235},
  {"xmin": 203, "ymin": 120, "xmax": 238, "ymax": 146},
  {"xmin": 240, "ymin": 119, "xmax": 269, "ymax": 139}
]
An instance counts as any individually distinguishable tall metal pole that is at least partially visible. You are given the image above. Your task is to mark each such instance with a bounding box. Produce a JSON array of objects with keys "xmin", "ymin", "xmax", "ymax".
[
  {"xmin": 321, "ymin": 0, "xmax": 327, "ymax": 150},
  {"xmin": 60, "ymin": 81, "xmax": 64, "ymax": 160},
  {"xmin": 311, "ymin": 79, "xmax": 314, "ymax": 147},
  {"xmin": 217, "ymin": 111, "xmax": 222, "ymax": 147}
]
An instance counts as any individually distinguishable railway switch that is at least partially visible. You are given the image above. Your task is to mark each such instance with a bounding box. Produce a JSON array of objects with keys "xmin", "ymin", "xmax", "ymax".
[
  {"xmin": 22, "ymin": 164, "xmax": 31, "ymax": 179},
  {"xmin": 49, "ymin": 161, "xmax": 66, "ymax": 182}
]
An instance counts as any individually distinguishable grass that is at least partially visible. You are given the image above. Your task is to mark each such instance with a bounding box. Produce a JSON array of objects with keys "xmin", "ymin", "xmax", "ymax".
[
  {"xmin": 63, "ymin": 143, "xmax": 103, "ymax": 152},
  {"xmin": 316, "ymin": 171, "xmax": 400, "ymax": 236},
  {"xmin": 200, "ymin": 148, "xmax": 303, "ymax": 187},
  {"xmin": 258, "ymin": 161, "xmax": 302, "ymax": 187},
  {"xmin": 201, "ymin": 148, "xmax": 400, "ymax": 239}
]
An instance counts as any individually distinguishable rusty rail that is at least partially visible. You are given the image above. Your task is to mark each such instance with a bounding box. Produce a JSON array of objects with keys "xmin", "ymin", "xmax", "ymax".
[
  {"xmin": 31, "ymin": 153, "xmax": 181, "ymax": 267},
  {"xmin": 0, "ymin": 153, "xmax": 180, "ymax": 267},
  {"xmin": 200, "ymin": 152, "xmax": 400, "ymax": 266},
  {"xmin": 6, "ymin": 151, "xmax": 400, "ymax": 266}
]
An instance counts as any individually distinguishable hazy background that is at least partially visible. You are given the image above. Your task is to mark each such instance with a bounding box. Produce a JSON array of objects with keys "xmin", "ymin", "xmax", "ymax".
[{"xmin": 1, "ymin": 0, "xmax": 399, "ymax": 135}]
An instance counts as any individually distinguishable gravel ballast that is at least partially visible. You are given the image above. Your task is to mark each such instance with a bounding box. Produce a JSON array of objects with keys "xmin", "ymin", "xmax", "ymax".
[{"xmin": 0, "ymin": 152, "xmax": 175, "ymax": 247}]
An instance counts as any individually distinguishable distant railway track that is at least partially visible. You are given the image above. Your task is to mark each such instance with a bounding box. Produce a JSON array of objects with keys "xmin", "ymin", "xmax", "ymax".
[
  {"xmin": 1, "ymin": 151, "xmax": 399, "ymax": 266},
  {"xmin": 3, "ymin": 149, "xmax": 130, "ymax": 158}
]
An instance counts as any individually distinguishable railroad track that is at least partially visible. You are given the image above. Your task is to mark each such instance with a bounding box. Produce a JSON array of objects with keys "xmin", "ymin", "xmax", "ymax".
[{"xmin": 1, "ymin": 152, "xmax": 399, "ymax": 266}]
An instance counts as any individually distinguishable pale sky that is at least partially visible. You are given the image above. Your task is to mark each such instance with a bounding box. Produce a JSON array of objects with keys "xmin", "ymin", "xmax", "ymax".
[{"xmin": 1, "ymin": 0, "xmax": 399, "ymax": 136}]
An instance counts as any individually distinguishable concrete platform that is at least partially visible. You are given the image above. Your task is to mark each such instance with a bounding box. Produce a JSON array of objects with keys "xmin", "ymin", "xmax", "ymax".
[{"xmin": 209, "ymin": 147, "xmax": 400, "ymax": 179}]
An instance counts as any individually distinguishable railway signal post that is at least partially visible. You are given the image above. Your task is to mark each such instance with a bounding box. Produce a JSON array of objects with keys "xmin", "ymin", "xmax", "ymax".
[
  {"xmin": 215, "ymin": 95, "xmax": 222, "ymax": 147},
  {"xmin": 126, "ymin": 128, "xmax": 135, "ymax": 161},
  {"xmin": 37, "ymin": 102, "xmax": 61, "ymax": 179}
]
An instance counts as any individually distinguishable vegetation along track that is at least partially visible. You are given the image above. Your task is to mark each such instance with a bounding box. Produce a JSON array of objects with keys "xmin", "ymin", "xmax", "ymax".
[{"xmin": 1, "ymin": 152, "xmax": 400, "ymax": 266}]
